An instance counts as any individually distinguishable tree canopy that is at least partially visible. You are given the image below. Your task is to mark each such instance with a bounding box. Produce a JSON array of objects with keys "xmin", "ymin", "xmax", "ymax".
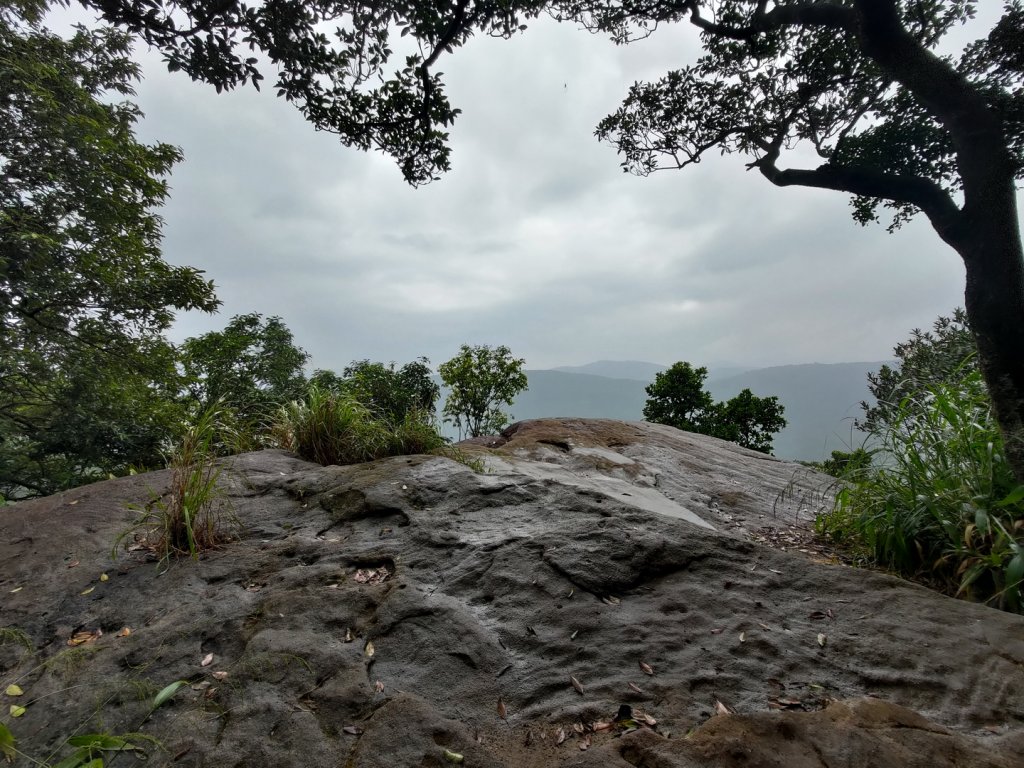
[
  {"xmin": 439, "ymin": 345, "xmax": 528, "ymax": 439},
  {"xmin": 0, "ymin": 3, "xmax": 218, "ymax": 497},
  {"xmin": 644, "ymin": 362, "xmax": 786, "ymax": 453}
]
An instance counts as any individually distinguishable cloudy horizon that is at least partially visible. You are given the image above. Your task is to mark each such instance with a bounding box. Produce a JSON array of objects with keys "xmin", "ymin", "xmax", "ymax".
[{"xmin": 67, "ymin": 6, "xmax": 1013, "ymax": 373}]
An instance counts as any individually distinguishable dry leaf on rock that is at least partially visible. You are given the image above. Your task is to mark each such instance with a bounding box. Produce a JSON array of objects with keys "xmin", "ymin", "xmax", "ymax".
[
  {"xmin": 200, "ymin": 653, "xmax": 214, "ymax": 667},
  {"xmin": 67, "ymin": 629, "xmax": 101, "ymax": 646},
  {"xmin": 374, "ymin": 680, "xmax": 384, "ymax": 693},
  {"xmin": 116, "ymin": 627, "xmax": 131, "ymax": 638},
  {"xmin": 79, "ymin": 587, "xmax": 94, "ymax": 596},
  {"xmin": 817, "ymin": 633, "xmax": 827, "ymax": 647},
  {"xmin": 497, "ymin": 697, "xmax": 507, "ymax": 720},
  {"xmin": 364, "ymin": 641, "xmax": 375, "ymax": 658},
  {"xmin": 715, "ymin": 699, "xmax": 734, "ymax": 716},
  {"xmin": 342, "ymin": 725, "xmax": 363, "ymax": 736},
  {"xmin": 556, "ymin": 728, "xmax": 567, "ymax": 745},
  {"xmin": 570, "ymin": 676, "xmax": 584, "ymax": 695},
  {"xmin": 212, "ymin": 671, "xmax": 229, "ymax": 681},
  {"xmin": 442, "ymin": 749, "xmax": 464, "ymax": 763},
  {"xmin": 578, "ymin": 734, "xmax": 591, "ymax": 751},
  {"xmin": 593, "ymin": 721, "xmax": 612, "ymax": 732},
  {"xmin": 99, "ymin": 573, "xmax": 109, "ymax": 582},
  {"xmin": 628, "ymin": 682, "xmax": 643, "ymax": 694},
  {"xmin": 639, "ymin": 661, "xmax": 654, "ymax": 675}
]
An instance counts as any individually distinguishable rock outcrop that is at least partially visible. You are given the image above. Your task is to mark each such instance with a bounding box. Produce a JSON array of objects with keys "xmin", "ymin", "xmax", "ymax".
[{"xmin": 1, "ymin": 419, "xmax": 1021, "ymax": 767}]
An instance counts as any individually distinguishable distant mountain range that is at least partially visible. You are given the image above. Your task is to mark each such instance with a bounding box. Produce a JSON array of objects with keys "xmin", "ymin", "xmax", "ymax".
[{"xmin": 496, "ymin": 360, "xmax": 889, "ymax": 461}]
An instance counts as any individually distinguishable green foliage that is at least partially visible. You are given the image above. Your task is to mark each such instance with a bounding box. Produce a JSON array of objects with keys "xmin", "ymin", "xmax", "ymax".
[
  {"xmin": 819, "ymin": 369, "xmax": 1024, "ymax": 613},
  {"xmin": 860, "ymin": 309, "xmax": 977, "ymax": 432},
  {"xmin": 315, "ymin": 357, "xmax": 440, "ymax": 427},
  {"xmin": 438, "ymin": 345, "xmax": 528, "ymax": 439},
  {"xmin": 644, "ymin": 363, "xmax": 786, "ymax": 454},
  {"xmin": 815, "ymin": 447, "xmax": 874, "ymax": 479},
  {"xmin": 117, "ymin": 407, "xmax": 238, "ymax": 564},
  {"xmin": 0, "ymin": 6, "xmax": 218, "ymax": 497},
  {"xmin": 180, "ymin": 313, "xmax": 309, "ymax": 439},
  {"xmin": 275, "ymin": 385, "xmax": 449, "ymax": 466}
]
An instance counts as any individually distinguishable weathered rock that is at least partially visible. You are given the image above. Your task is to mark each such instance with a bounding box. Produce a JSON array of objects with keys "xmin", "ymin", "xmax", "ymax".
[{"xmin": 0, "ymin": 419, "xmax": 1020, "ymax": 768}]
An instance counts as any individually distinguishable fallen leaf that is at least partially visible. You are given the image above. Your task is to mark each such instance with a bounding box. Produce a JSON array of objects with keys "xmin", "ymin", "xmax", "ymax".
[
  {"xmin": 8, "ymin": 587, "xmax": 21, "ymax": 593},
  {"xmin": 116, "ymin": 627, "xmax": 131, "ymax": 638},
  {"xmin": 578, "ymin": 733, "xmax": 591, "ymax": 750},
  {"xmin": 99, "ymin": 573, "xmax": 109, "ymax": 582},
  {"xmin": 602, "ymin": 595, "xmax": 620, "ymax": 605},
  {"xmin": 639, "ymin": 661, "xmax": 654, "ymax": 675},
  {"xmin": 826, "ymin": 608, "xmax": 834, "ymax": 619},
  {"xmin": 5, "ymin": 685, "xmax": 23, "ymax": 697},
  {"xmin": 757, "ymin": 622, "xmax": 771, "ymax": 631},
  {"xmin": 628, "ymin": 682, "xmax": 643, "ymax": 694},
  {"xmin": 556, "ymin": 728, "xmax": 567, "ymax": 745},
  {"xmin": 344, "ymin": 628, "xmax": 353, "ymax": 642},
  {"xmin": 374, "ymin": 680, "xmax": 384, "ymax": 693},
  {"xmin": 68, "ymin": 499, "xmax": 78, "ymax": 505},
  {"xmin": 710, "ymin": 628, "xmax": 723, "ymax": 635},
  {"xmin": 739, "ymin": 632, "xmax": 746, "ymax": 643},
  {"xmin": 80, "ymin": 586, "xmax": 94, "ymax": 596},
  {"xmin": 326, "ymin": 583, "xmax": 338, "ymax": 589},
  {"xmin": 817, "ymin": 633, "xmax": 827, "ymax": 647},
  {"xmin": 67, "ymin": 629, "xmax": 101, "ymax": 646},
  {"xmin": 365, "ymin": 640, "xmax": 375, "ymax": 658},
  {"xmin": 768, "ymin": 568, "xmax": 782, "ymax": 574},
  {"xmin": 212, "ymin": 671, "xmax": 229, "ymax": 681},
  {"xmin": 570, "ymin": 629, "xmax": 579, "ymax": 640},
  {"xmin": 342, "ymin": 725, "xmax": 363, "ymax": 736},
  {"xmin": 200, "ymin": 653, "xmax": 214, "ymax": 667},
  {"xmin": 9, "ymin": 705, "xmax": 25, "ymax": 718},
  {"xmin": 152, "ymin": 680, "xmax": 187, "ymax": 709},
  {"xmin": 442, "ymin": 748, "xmax": 464, "ymax": 763},
  {"xmin": 638, "ymin": 712, "xmax": 657, "ymax": 726},
  {"xmin": 67, "ymin": 560, "xmax": 79, "ymax": 569},
  {"xmin": 593, "ymin": 721, "xmax": 612, "ymax": 732},
  {"xmin": 715, "ymin": 700, "xmax": 733, "ymax": 716},
  {"xmin": 570, "ymin": 676, "xmax": 584, "ymax": 695},
  {"xmin": 497, "ymin": 697, "xmax": 507, "ymax": 720},
  {"xmin": 191, "ymin": 681, "xmax": 211, "ymax": 692}
]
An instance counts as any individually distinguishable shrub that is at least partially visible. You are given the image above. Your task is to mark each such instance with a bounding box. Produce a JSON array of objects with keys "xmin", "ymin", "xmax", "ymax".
[
  {"xmin": 274, "ymin": 386, "xmax": 467, "ymax": 467},
  {"xmin": 817, "ymin": 368, "xmax": 1024, "ymax": 612}
]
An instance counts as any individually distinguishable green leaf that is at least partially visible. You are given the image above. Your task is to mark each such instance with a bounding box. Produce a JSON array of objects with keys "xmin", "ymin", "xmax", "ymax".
[
  {"xmin": 0, "ymin": 722, "xmax": 15, "ymax": 761},
  {"xmin": 1006, "ymin": 554, "xmax": 1024, "ymax": 589},
  {"xmin": 995, "ymin": 485, "xmax": 1024, "ymax": 508},
  {"xmin": 66, "ymin": 734, "xmax": 139, "ymax": 751},
  {"xmin": 152, "ymin": 680, "xmax": 187, "ymax": 709}
]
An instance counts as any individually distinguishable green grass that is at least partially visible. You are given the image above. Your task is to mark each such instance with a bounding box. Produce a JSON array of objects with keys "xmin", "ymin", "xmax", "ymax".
[
  {"xmin": 817, "ymin": 369, "xmax": 1024, "ymax": 612},
  {"xmin": 274, "ymin": 386, "xmax": 475, "ymax": 468}
]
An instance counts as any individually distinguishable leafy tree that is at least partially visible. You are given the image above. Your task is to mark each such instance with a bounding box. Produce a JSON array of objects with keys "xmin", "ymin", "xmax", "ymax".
[
  {"xmin": 642, "ymin": 362, "xmax": 716, "ymax": 432},
  {"xmin": 644, "ymin": 362, "xmax": 786, "ymax": 453},
  {"xmin": 712, "ymin": 389, "xmax": 788, "ymax": 453},
  {"xmin": 438, "ymin": 345, "xmax": 528, "ymax": 439},
  {"xmin": 340, "ymin": 358, "xmax": 440, "ymax": 426},
  {"xmin": 860, "ymin": 309, "xmax": 978, "ymax": 432},
  {"xmin": 180, "ymin": 313, "xmax": 309, "ymax": 428},
  {"xmin": 83, "ymin": 0, "xmax": 1024, "ymax": 478},
  {"xmin": 0, "ymin": 3, "xmax": 218, "ymax": 496}
]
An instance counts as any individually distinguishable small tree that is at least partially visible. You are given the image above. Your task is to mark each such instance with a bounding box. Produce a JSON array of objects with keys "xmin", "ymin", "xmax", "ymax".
[
  {"xmin": 642, "ymin": 362, "xmax": 716, "ymax": 432},
  {"xmin": 338, "ymin": 358, "xmax": 440, "ymax": 426},
  {"xmin": 439, "ymin": 345, "xmax": 528, "ymax": 439},
  {"xmin": 644, "ymin": 362, "xmax": 786, "ymax": 454}
]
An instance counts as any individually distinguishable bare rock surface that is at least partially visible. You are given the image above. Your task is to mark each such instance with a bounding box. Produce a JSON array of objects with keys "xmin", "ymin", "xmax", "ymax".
[{"xmin": 1, "ymin": 418, "xmax": 1021, "ymax": 767}]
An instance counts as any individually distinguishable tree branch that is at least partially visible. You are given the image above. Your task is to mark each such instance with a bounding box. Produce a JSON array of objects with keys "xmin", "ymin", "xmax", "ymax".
[{"xmin": 685, "ymin": 0, "xmax": 856, "ymax": 39}]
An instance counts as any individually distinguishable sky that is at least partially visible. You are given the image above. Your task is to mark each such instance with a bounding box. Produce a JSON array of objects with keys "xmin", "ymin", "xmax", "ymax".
[{"xmin": 68, "ymin": 5, "xmax": 1019, "ymax": 372}]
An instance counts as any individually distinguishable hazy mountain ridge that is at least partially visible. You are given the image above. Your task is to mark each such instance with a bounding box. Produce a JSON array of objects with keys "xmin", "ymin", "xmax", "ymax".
[{"xmin": 506, "ymin": 360, "xmax": 891, "ymax": 461}]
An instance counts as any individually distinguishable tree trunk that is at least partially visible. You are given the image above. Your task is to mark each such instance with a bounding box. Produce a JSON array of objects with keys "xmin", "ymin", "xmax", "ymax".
[{"xmin": 957, "ymin": 188, "xmax": 1024, "ymax": 483}]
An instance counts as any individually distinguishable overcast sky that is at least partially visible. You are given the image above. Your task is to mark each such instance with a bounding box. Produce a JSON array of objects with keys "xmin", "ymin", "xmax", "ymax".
[{"xmin": 75, "ymin": 5, "xmax": 1018, "ymax": 372}]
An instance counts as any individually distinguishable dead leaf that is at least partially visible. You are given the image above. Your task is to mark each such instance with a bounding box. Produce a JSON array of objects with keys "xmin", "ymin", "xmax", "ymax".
[
  {"xmin": 593, "ymin": 721, "xmax": 612, "ymax": 732},
  {"xmin": 602, "ymin": 595, "xmax": 620, "ymax": 605},
  {"xmin": 817, "ymin": 633, "xmax": 827, "ymax": 647},
  {"xmin": 344, "ymin": 628, "xmax": 353, "ymax": 642},
  {"xmin": 570, "ymin": 629, "xmax": 578, "ymax": 640},
  {"xmin": 342, "ymin": 725, "xmax": 363, "ymax": 736},
  {"xmin": 5, "ymin": 685, "xmax": 23, "ymax": 697},
  {"xmin": 715, "ymin": 700, "xmax": 734, "ymax": 716},
  {"xmin": 497, "ymin": 697, "xmax": 507, "ymax": 720},
  {"xmin": 556, "ymin": 728, "xmax": 567, "ymax": 745},
  {"xmin": 374, "ymin": 680, "xmax": 384, "ymax": 693},
  {"xmin": 67, "ymin": 629, "xmax": 101, "ymax": 646},
  {"xmin": 191, "ymin": 681, "xmax": 211, "ymax": 692},
  {"xmin": 826, "ymin": 608, "xmax": 834, "ymax": 619},
  {"xmin": 757, "ymin": 622, "xmax": 771, "ymax": 631},
  {"xmin": 639, "ymin": 661, "xmax": 654, "ymax": 675},
  {"xmin": 443, "ymin": 749, "xmax": 464, "ymax": 764},
  {"xmin": 68, "ymin": 499, "xmax": 79, "ymax": 505},
  {"xmin": 99, "ymin": 573, "xmax": 109, "ymax": 582},
  {"xmin": 80, "ymin": 586, "xmax": 94, "ymax": 596},
  {"xmin": 567, "ymin": 588, "xmax": 574, "ymax": 598},
  {"xmin": 116, "ymin": 627, "xmax": 131, "ymax": 638},
  {"xmin": 628, "ymin": 682, "xmax": 643, "ymax": 694},
  {"xmin": 9, "ymin": 587, "xmax": 22, "ymax": 593},
  {"xmin": 200, "ymin": 653, "xmax": 214, "ymax": 667},
  {"xmin": 739, "ymin": 632, "xmax": 746, "ymax": 643},
  {"xmin": 365, "ymin": 640, "xmax": 375, "ymax": 658},
  {"xmin": 67, "ymin": 560, "xmax": 79, "ymax": 569},
  {"xmin": 212, "ymin": 671, "xmax": 229, "ymax": 681},
  {"xmin": 570, "ymin": 676, "xmax": 584, "ymax": 695},
  {"xmin": 710, "ymin": 628, "xmax": 723, "ymax": 634},
  {"xmin": 638, "ymin": 712, "xmax": 657, "ymax": 726},
  {"xmin": 578, "ymin": 733, "xmax": 591, "ymax": 751}
]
